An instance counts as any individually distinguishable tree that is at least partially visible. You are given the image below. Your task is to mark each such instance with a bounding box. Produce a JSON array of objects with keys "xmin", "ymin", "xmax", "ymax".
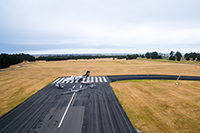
[
  {"xmin": 0, "ymin": 53, "xmax": 36, "ymax": 69},
  {"xmin": 170, "ymin": 51, "xmax": 174, "ymax": 56},
  {"xmin": 169, "ymin": 51, "xmax": 175, "ymax": 61},
  {"xmin": 177, "ymin": 56, "xmax": 181, "ymax": 61},
  {"xmin": 169, "ymin": 56, "xmax": 175, "ymax": 61},
  {"xmin": 197, "ymin": 55, "xmax": 200, "ymax": 61},
  {"xmin": 184, "ymin": 52, "xmax": 198, "ymax": 60},
  {"xmin": 175, "ymin": 51, "xmax": 182, "ymax": 58},
  {"xmin": 150, "ymin": 51, "xmax": 158, "ymax": 59},
  {"xmin": 141, "ymin": 55, "xmax": 145, "ymax": 58},
  {"xmin": 126, "ymin": 54, "xmax": 138, "ymax": 60},
  {"xmin": 158, "ymin": 55, "xmax": 162, "ymax": 59},
  {"xmin": 145, "ymin": 52, "xmax": 150, "ymax": 59},
  {"xmin": 185, "ymin": 56, "xmax": 190, "ymax": 61}
]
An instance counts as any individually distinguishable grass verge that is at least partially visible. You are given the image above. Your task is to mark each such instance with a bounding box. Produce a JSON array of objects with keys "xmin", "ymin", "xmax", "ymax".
[{"xmin": 111, "ymin": 80, "xmax": 200, "ymax": 133}]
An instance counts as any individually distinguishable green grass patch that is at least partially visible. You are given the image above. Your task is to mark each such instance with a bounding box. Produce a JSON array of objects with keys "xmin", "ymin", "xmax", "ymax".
[
  {"xmin": 131, "ymin": 63, "xmax": 143, "ymax": 65},
  {"xmin": 114, "ymin": 61, "xmax": 127, "ymax": 64}
]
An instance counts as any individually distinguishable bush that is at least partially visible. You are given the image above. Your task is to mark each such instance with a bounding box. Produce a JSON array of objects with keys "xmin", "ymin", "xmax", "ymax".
[
  {"xmin": 169, "ymin": 56, "xmax": 175, "ymax": 61},
  {"xmin": 185, "ymin": 56, "xmax": 190, "ymax": 61},
  {"xmin": 177, "ymin": 56, "xmax": 181, "ymax": 61},
  {"xmin": 197, "ymin": 56, "xmax": 200, "ymax": 61}
]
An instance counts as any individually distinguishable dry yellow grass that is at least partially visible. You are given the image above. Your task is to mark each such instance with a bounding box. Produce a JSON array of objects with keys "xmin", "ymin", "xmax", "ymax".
[
  {"xmin": 111, "ymin": 80, "xmax": 200, "ymax": 133},
  {"xmin": 0, "ymin": 59, "xmax": 200, "ymax": 117}
]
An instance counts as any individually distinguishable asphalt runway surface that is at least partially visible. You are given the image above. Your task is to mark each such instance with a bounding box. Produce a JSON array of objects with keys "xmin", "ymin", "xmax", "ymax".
[
  {"xmin": 1, "ymin": 75, "xmax": 200, "ymax": 133},
  {"xmin": 108, "ymin": 74, "xmax": 200, "ymax": 82},
  {"xmin": 0, "ymin": 76, "xmax": 138, "ymax": 133}
]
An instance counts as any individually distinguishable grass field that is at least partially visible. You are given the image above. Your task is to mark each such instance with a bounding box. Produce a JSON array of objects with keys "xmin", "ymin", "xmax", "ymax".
[
  {"xmin": 0, "ymin": 58, "xmax": 200, "ymax": 132},
  {"xmin": 111, "ymin": 80, "xmax": 200, "ymax": 132}
]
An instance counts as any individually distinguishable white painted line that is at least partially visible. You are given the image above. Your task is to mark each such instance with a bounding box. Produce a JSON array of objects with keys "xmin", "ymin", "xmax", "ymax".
[
  {"xmin": 99, "ymin": 77, "xmax": 103, "ymax": 82},
  {"xmin": 91, "ymin": 77, "xmax": 94, "ymax": 82},
  {"xmin": 75, "ymin": 80, "xmax": 78, "ymax": 83},
  {"xmin": 61, "ymin": 78, "xmax": 66, "ymax": 84},
  {"xmin": 102, "ymin": 76, "xmax": 107, "ymax": 82},
  {"xmin": 80, "ymin": 85, "xmax": 82, "ymax": 88},
  {"xmin": 57, "ymin": 78, "xmax": 65, "ymax": 84},
  {"xmin": 58, "ymin": 92, "xmax": 76, "ymax": 128},
  {"xmin": 53, "ymin": 78, "xmax": 61, "ymax": 84},
  {"xmin": 66, "ymin": 80, "xmax": 69, "ymax": 83},
  {"xmin": 70, "ymin": 80, "xmax": 74, "ymax": 83},
  {"xmin": 95, "ymin": 77, "xmax": 98, "ymax": 82},
  {"xmin": 72, "ymin": 85, "xmax": 75, "ymax": 88}
]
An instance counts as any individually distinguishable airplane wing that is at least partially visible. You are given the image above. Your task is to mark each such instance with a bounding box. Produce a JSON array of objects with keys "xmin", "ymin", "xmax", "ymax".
[{"xmin": 61, "ymin": 87, "xmax": 88, "ymax": 94}]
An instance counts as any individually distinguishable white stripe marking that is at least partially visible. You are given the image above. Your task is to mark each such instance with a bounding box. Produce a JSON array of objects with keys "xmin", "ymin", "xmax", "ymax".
[
  {"xmin": 72, "ymin": 85, "xmax": 75, "ymax": 88},
  {"xmin": 70, "ymin": 80, "xmax": 74, "ymax": 83},
  {"xmin": 95, "ymin": 77, "xmax": 98, "ymax": 82},
  {"xmin": 99, "ymin": 77, "xmax": 103, "ymax": 82},
  {"xmin": 53, "ymin": 78, "xmax": 61, "ymax": 84},
  {"xmin": 57, "ymin": 78, "xmax": 65, "ymax": 84},
  {"xmin": 61, "ymin": 78, "xmax": 66, "ymax": 84},
  {"xmin": 102, "ymin": 77, "xmax": 107, "ymax": 82},
  {"xmin": 91, "ymin": 77, "xmax": 94, "ymax": 82},
  {"xmin": 58, "ymin": 92, "xmax": 76, "ymax": 128}
]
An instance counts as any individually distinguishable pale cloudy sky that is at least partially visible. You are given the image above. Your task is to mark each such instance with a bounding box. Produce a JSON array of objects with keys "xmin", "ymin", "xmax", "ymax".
[{"xmin": 0, "ymin": 0, "xmax": 200, "ymax": 54}]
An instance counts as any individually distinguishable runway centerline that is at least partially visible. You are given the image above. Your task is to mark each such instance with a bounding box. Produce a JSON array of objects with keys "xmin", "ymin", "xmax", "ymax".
[{"xmin": 58, "ymin": 92, "xmax": 76, "ymax": 129}]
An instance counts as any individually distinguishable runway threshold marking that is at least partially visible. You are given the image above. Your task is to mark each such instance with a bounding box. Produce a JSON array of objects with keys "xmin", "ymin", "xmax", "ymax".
[
  {"xmin": 95, "ymin": 77, "xmax": 98, "ymax": 82},
  {"xmin": 91, "ymin": 77, "xmax": 94, "ymax": 82},
  {"xmin": 102, "ymin": 76, "xmax": 107, "ymax": 82},
  {"xmin": 58, "ymin": 92, "xmax": 76, "ymax": 128},
  {"xmin": 52, "ymin": 78, "xmax": 61, "ymax": 84},
  {"xmin": 57, "ymin": 78, "xmax": 65, "ymax": 84},
  {"xmin": 99, "ymin": 77, "xmax": 103, "ymax": 82},
  {"xmin": 61, "ymin": 78, "xmax": 66, "ymax": 84}
]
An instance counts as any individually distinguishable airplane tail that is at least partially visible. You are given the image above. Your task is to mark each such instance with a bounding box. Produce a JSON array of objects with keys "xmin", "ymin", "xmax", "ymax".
[
  {"xmin": 82, "ymin": 71, "xmax": 90, "ymax": 82},
  {"xmin": 85, "ymin": 71, "xmax": 90, "ymax": 77}
]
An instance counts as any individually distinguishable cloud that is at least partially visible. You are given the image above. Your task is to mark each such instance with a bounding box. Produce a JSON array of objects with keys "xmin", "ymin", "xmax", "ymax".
[{"xmin": 0, "ymin": 0, "xmax": 200, "ymax": 54}]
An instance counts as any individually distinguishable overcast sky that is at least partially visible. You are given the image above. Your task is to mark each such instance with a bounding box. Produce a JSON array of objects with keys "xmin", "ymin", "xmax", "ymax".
[{"xmin": 0, "ymin": 0, "xmax": 200, "ymax": 54}]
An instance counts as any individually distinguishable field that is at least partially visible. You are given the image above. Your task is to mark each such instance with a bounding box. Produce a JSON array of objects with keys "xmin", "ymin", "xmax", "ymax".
[
  {"xmin": 0, "ymin": 58, "xmax": 200, "ymax": 132},
  {"xmin": 111, "ymin": 80, "xmax": 200, "ymax": 133}
]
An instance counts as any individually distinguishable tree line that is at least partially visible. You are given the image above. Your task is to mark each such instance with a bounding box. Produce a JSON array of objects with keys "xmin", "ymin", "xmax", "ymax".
[
  {"xmin": 169, "ymin": 51, "xmax": 200, "ymax": 61},
  {"xmin": 37, "ymin": 54, "xmax": 147, "ymax": 61},
  {"xmin": 0, "ymin": 53, "xmax": 36, "ymax": 69},
  {"xmin": 37, "ymin": 55, "xmax": 128, "ymax": 61},
  {"xmin": 184, "ymin": 52, "xmax": 200, "ymax": 61},
  {"xmin": 145, "ymin": 51, "xmax": 162, "ymax": 59},
  {"xmin": 1, "ymin": 51, "xmax": 200, "ymax": 69}
]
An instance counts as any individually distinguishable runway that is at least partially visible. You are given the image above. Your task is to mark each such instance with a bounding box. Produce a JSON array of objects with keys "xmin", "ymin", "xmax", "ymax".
[
  {"xmin": 0, "ymin": 76, "xmax": 138, "ymax": 133},
  {"xmin": 1, "ymin": 75, "xmax": 200, "ymax": 133}
]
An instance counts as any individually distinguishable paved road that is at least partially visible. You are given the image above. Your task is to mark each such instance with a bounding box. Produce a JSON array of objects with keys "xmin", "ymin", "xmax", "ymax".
[
  {"xmin": 0, "ymin": 76, "xmax": 138, "ymax": 133},
  {"xmin": 108, "ymin": 74, "xmax": 200, "ymax": 82}
]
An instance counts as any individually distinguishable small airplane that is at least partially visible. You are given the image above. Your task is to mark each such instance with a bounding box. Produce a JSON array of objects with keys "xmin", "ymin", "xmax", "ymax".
[
  {"xmin": 69, "ymin": 71, "xmax": 90, "ymax": 82},
  {"xmin": 55, "ymin": 71, "xmax": 90, "ymax": 89}
]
